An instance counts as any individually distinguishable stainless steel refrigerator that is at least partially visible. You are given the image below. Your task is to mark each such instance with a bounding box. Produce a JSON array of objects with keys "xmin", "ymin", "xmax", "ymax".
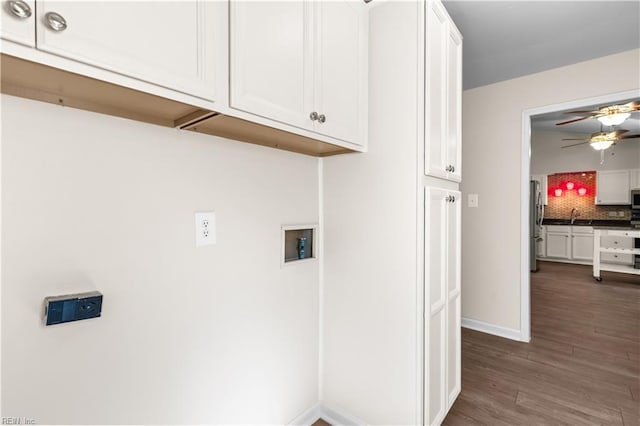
[{"xmin": 530, "ymin": 180, "xmax": 544, "ymax": 272}]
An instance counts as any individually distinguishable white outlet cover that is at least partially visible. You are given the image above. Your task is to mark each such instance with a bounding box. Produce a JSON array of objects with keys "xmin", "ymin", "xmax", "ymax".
[
  {"xmin": 195, "ymin": 212, "xmax": 216, "ymax": 247},
  {"xmin": 468, "ymin": 194, "xmax": 479, "ymax": 208}
]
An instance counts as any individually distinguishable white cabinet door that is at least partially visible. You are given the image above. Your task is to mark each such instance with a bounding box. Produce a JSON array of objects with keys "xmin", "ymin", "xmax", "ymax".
[
  {"xmin": 596, "ymin": 170, "xmax": 631, "ymax": 205},
  {"xmin": 425, "ymin": 187, "xmax": 447, "ymax": 426},
  {"xmin": 425, "ymin": 1, "xmax": 462, "ymax": 182},
  {"xmin": 630, "ymin": 169, "xmax": 640, "ymax": 190},
  {"xmin": 572, "ymin": 233, "xmax": 594, "ymax": 261},
  {"xmin": 229, "ymin": 0, "xmax": 366, "ymax": 146},
  {"xmin": 446, "ymin": 190, "xmax": 461, "ymax": 409},
  {"xmin": 546, "ymin": 231, "xmax": 570, "ymax": 259},
  {"xmin": 424, "ymin": 1, "xmax": 448, "ymax": 180},
  {"xmin": 1, "ymin": 0, "xmax": 36, "ymax": 46},
  {"xmin": 230, "ymin": 1, "xmax": 312, "ymax": 129},
  {"xmin": 424, "ymin": 186, "xmax": 460, "ymax": 425},
  {"xmin": 36, "ymin": 1, "xmax": 216, "ymax": 100},
  {"xmin": 445, "ymin": 23, "xmax": 462, "ymax": 182},
  {"xmin": 314, "ymin": 0, "xmax": 367, "ymax": 145}
]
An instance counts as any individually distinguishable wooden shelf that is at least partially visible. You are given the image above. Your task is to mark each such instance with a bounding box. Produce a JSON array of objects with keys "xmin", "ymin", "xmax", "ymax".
[{"xmin": 599, "ymin": 263, "xmax": 640, "ymax": 275}]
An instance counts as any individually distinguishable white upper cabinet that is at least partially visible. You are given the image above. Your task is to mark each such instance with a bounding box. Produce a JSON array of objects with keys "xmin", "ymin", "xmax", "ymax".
[
  {"xmin": 630, "ymin": 168, "xmax": 640, "ymax": 190},
  {"xmin": 229, "ymin": 0, "xmax": 367, "ymax": 147},
  {"xmin": 596, "ymin": 170, "xmax": 630, "ymax": 205},
  {"xmin": 35, "ymin": 1, "xmax": 217, "ymax": 101},
  {"xmin": 229, "ymin": 1, "xmax": 312, "ymax": 129},
  {"xmin": 425, "ymin": 1, "xmax": 462, "ymax": 182},
  {"xmin": 314, "ymin": 0, "xmax": 366, "ymax": 144},
  {"xmin": 1, "ymin": 0, "xmax": 36, "ymax": 46}
]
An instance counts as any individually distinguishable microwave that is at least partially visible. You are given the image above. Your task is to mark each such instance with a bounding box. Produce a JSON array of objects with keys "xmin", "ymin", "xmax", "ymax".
[{"xmin": 633, "ymin": 189, "xmax": 640, "ymax": 209}]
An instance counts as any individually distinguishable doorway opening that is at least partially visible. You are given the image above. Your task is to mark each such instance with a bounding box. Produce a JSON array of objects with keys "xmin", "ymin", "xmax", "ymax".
[{"xmin": 520, "ymin": 89, "xmax": 640, "ymax": 342}]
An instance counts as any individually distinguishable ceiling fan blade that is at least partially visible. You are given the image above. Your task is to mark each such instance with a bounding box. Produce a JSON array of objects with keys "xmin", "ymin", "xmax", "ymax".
[
  {"xmin": 561, "ymin": 110, "xmax": 598, "ymax": 115},
  {"xmin": 618, "ymin": 134, "xmax": 640, "ymax": 139},
  {"xmin": 561, "ymin": 137, "xmax": 589, "ymax": 141},
  {"xmin": 611, "ymin": 129, "xmax": 630, "ymax": 136},
  {"xmin": 556, "ymin": 116, "xmax": 591, "ymax": 126},
  {"xmin": 561, "ymin": 141, "xmax": 590, "ymax": 148}
]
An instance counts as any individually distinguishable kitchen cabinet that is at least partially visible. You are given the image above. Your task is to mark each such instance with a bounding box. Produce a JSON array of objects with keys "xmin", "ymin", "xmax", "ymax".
[
  {"xmin": 600, "ymin": 235, "xmax": 634, "ymax": 265},
  {"xmin": 571, "ymin": 227, "xmax": 594, "ymax": 262},
  {"xmin": 630, "ymin": 169, "xmax": 640, "ymax": 190},
  {"xmin": 34, "ymin": 1, "xmax": 217, "ymax": 100},
  {"xmin": 229, "ymin": 0, "xmax": 367, "ymax": 146},
  {"xmin": 425, "ymin": 186, "xmax": 461, "ymax": 426},
  {"xmin": 425, "ymin": 1, "xmax": 462, "ymax": 182},
  {"xmin": 546, "ymin": 226, "xmax": 571, "ymax": 259},
  {"xmin": 545, "ymin": 225, "xmax": 598, "ymax": 264},
  {"xmin": 594, "ymin": 228, "xmax": 640, "ymax": 280},
  {"xmin": 1, "ymin": 0, "xmax": 36, "ymax": 46},
  {"xmin": 596, "ymin": 170, "xmax": 630, "ymax": 205}
]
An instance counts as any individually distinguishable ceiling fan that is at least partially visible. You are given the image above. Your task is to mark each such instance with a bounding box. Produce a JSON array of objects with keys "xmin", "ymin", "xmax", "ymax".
[
  {"xmin": 561, "ymin": 129, "xmax": 639, "ymax": 150},
  {"xmin": 556, "ymin": 101, "xmax": 640, "ymax": 126}
]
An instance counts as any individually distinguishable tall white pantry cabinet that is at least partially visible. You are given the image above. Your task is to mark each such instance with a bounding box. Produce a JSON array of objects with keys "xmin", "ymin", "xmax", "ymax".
[{"xmin": 370, "ymin": 1, "xmax": 462, "ymax": 424}]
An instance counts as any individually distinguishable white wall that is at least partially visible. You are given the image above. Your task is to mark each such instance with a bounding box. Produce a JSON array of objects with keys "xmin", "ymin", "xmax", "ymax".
[
  {"xmin": 461, "ymin": 49, "xmax": 640, "ymax": 331},
  {"xmin": 1, "ymin": 95, "xmax": 319, "ymax": 424},
  {"xmin": 322, "ymin": 2, "xmax": 420, "ymax": 423},
  {"xmin": 531, "ymin": 129, "xmax": 640, "ymax": 175}
]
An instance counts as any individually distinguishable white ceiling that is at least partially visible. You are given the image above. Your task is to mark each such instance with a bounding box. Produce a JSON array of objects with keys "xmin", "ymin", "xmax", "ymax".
[{"xmin": 442, "ymin": 1, "xmax": 640, "ymax": 90}]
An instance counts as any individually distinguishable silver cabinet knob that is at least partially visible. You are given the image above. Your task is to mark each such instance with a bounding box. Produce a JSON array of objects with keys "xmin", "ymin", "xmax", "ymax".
[
  {"xmin": 45, "ymin": 11, "xmax": 67, "ymax": 31},
  {"xmin": 318, "ymin": 114, "xmax": 326, "ymax": 123},
  {"xmin": 7, "ymin": 0, "xmax": 32, "ymax": 19},
  {"xmin": 310, "ymin": 111, "xmax": 318, "ymax": 121},
  {"xmin": 451, "ymin": 165, "xmax": 455, "ymax": 173}
]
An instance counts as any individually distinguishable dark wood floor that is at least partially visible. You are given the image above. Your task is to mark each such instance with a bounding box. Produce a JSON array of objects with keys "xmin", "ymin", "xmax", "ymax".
[{"xmin": 444, "ymin": 261, "xmax": 640, "ymax": 425}]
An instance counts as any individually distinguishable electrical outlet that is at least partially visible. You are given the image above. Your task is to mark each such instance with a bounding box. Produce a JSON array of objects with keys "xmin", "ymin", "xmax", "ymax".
[
  {"xmin": 618, "ymin": 211, "xmax": 625, "ymax": 217},
  {"xmin": 608, "ymin": 211, "xmax": 617, "ymax": 217},
  {"xmin": 195, "ymin": 212, "xmax": 216, "ymax": 247}
]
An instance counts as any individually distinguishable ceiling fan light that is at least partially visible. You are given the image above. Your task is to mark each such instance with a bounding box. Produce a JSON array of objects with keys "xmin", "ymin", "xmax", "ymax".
[
  {"xmin": 597, "ymin": 113, "xmax": 630, "ymax": 126},
  {"xmin": 590, "ymin": 140, "xmax": 614, "ymax": 150}
]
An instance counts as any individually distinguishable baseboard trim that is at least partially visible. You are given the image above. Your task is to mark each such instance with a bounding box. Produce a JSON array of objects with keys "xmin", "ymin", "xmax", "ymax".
[
  {"xmin": 288, "ymin": 402, "xmax": 322, "ymax": 426},
  {"xmin": 288, "ymin": 402, "xmax": 367, "ymax": 426},
  {"xmin": 320, "ymin": 403, "xmax": 367, "ymax": 425},
  {"xmin": 462, "ymin": 317, "xmax": 525, "ymax": 342}
]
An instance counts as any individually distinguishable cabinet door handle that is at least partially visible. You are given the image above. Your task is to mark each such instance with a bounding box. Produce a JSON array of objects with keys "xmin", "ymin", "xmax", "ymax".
[
  {"xmin": 7, "ymin": 0, "xmax": 31, "ymax": 18},
  {"xmin": 451, "ymin": 165, "xmax": 455, "ymax": 173},
  {"xmin": 318, "ymin": 114, "xmax": 326, "ymax": 123},
  {"xmin": 309, "ymin": 111, "xmax": 318, "ymax": 121},
  {"xmin": 45, "ymin": 11, "xmax": 67, "ymax": 31}
]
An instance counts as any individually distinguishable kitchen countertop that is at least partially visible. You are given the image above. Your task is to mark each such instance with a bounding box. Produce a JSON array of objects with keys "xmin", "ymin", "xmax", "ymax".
[{"xmin": 542, "ymin": 219, "xmax": 632, "ymax": 227}]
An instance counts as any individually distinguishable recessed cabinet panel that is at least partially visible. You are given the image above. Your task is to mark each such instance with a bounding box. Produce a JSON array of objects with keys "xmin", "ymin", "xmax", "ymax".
[
  {"xmin": 425, "ymin": 2, "xmax": 447, "ymax": 180},
  {"xmin": 229, "ymin": 1, "xmax": 312, "ymax": 129},
  {"xmin": 446, "ymin": 27, "xmax": 462, "ymax": 182},
  {"xmin": 572, "ymin": 233, "xmax": 594, "ymax": 261},
  {"xmin": 546, "ymin": 231, "xmax": 571, "ymax": 259},
  {"xmin": 425, "ymin": 1, "xmax": 462, "ymax": 182},
  {"xmin": 1, "ymin": 0, "xmax": 36, "ymax": 46},
  {"xmin": 36, "ymin": 1, "xmax": 216, "ymax": 100},
  {"xmin": 427, "ymin": 188, "xmax": 447, "ymax": 309},
  {"xmin": 596, "ymin": 170, "xmax": 631, "ymax": 205},
  {"xmin": 428, "ymin": 309, "xmax": 445, "ymax": 425},
  {"xmin": 425, "ymin": 186, "xmax": 461, "ymax": 425},
  {"xmin": 315, "ymin": 0, "xmax": 366, "ymax": 145}
]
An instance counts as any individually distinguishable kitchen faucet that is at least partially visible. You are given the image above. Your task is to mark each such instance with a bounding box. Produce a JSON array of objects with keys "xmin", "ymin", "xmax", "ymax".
[{"xmin": 570, "ymin": 208, "xmax": 580, "ymax": 224}]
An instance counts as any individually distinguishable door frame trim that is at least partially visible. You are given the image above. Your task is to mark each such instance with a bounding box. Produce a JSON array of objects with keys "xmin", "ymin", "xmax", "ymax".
[{"xmin": 519, "ymin": 89, "xmax": 640, "ymax": 343}]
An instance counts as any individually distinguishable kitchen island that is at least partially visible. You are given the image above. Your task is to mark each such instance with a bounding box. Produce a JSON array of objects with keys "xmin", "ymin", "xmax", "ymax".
[{"xmin": 593, "ymin": 227, "xmax": 640, "ymax": 281}]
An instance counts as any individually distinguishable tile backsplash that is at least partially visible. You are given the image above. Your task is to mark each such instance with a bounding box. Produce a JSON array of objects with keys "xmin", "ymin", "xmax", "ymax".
[{"xmin": 544, "ymin": 171, "xmax": 630, "ymax": 220}]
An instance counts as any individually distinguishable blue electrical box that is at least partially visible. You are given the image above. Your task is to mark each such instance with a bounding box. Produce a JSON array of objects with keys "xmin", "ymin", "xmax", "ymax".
[{"xmin": 44, "ymin": 291, "xmax": 103, "ymax": 326}]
